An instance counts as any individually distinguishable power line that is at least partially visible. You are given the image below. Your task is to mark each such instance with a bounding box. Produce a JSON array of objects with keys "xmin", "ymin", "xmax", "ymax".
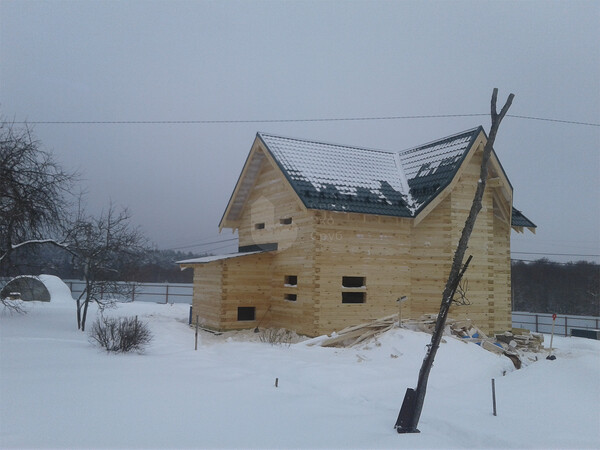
[
  {"xmin": 167, "ymin": 237, "xmax": 237, "ymax": 251},
  {"xmin": 201, "ymin": 242, "xmax": 240, "ymax": 253},
  {"xmin": 14, "ymin": 113, "xmax": 487, "ymax": 124},
  {"xmin": 505, "ymin": 114, "xmax": 600, "ymax": 127},
  {"xmin": 14, "ymin": 113, "xmax": 600, "ymax": 127}
]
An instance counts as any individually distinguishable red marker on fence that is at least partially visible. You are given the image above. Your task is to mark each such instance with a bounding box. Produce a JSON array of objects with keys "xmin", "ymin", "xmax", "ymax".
[{"xmin": 547, "ymin": 314, "xmax": 557, "ymax": 360}]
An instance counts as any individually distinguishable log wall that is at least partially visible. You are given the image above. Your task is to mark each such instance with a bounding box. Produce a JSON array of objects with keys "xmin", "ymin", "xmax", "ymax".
[{"xmin": 188, "ymin": 144, "xmax": 513, "ymax": 337}]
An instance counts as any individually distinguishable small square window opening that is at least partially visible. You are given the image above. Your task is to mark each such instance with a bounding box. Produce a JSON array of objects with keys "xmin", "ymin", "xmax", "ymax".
[
  {"xmin": 237, "ymin": 306, "xmax": 256, "ymax": 321},
  {"xmin": 342, "ymin": 276, "xmax": 365, "ymax": 288},
  {"xmin": 284, "ymin": 293, "xmax": 297, "ymax": 301},
  {"xmin": 255, "ymin": 223, "xmax": 265, "ymax": 230},
  {"xmin": 342, "ymin": 292, "xmax": 366, "ymax": 303},
  {"xmin": 284, "ymin": 275, "xmax": 298, "ymax": 286}
]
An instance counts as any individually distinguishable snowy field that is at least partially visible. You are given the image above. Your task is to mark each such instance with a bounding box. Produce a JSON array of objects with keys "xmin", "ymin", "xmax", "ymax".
[{"xmin": 1, "ymin": 297, "xmax": 599, "ymax": 449}]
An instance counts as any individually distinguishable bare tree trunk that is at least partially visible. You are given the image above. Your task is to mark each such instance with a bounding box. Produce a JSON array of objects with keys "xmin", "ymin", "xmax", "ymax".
[
  {"xmin": 80, "ymin": 277, "xmax": 92, "ymax": 332},
  {"xmin": 395, "ymin": 88, "xmax": 514, "ymax": 433},
  {"xmin": 81, "ymin": 298, "xmax": 90, "ymax": 332},
  {"xmin": 76, "ymin": 298, "xmax": 82, "ymax": 330}
]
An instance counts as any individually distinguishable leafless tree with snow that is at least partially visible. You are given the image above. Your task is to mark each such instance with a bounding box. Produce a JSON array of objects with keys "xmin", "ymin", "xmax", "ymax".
[{"xmin": 0, "ymin": 120, "xmax": 75, "ymax": 311}]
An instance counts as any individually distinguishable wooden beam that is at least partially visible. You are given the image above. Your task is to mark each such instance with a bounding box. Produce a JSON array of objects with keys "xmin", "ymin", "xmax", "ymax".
[
  {"xmin": 487, "ymin": 177, "xmax": 502, "ymax": 188},
  {"xmin": 219, "ymin": 138, "xmax": 265, "ymax": 230}
]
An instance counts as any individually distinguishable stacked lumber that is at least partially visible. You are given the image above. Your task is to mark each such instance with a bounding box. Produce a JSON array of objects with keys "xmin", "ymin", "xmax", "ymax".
[{"xmin": 311, "ymin": 314, "xmax": 397, "ymax": 348}]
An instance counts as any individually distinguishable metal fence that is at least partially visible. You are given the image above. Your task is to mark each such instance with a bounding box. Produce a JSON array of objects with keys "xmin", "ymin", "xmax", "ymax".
[
  {"xmin": 512, "ymin": 311, "xmax": 600, "ymax": 336},
  {"xmin": 63, "ymin": 279, "xmax": 193, "ymax": 304},
  {"xmin": 6, "ymin": 277, "xmax": 600, "ymax": 336}
]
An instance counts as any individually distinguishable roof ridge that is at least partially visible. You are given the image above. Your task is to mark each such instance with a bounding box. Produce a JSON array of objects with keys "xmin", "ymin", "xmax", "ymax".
[
  {"xmin": 392, "ymin": 152, "xmax": 416, "ymax": 213},
  {"xmin": 257, "ymin": 132, "xmax": 396, "ymax": 155},
  {"xmin": 398, "ymin": 126, "xmax": 483, "ymax": 155}
]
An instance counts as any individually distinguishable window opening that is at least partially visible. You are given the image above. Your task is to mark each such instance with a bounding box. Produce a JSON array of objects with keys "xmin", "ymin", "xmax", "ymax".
[
  {"xmin": 342, "ymin": 292, "xmax": 366, "ymax": 303},
  {"xmin": 280, "ymin": 217, "xmax": 292, "ymax": 225},
  {"xmin": 237, "ymin": 306, "xmax": 256, "ymax": 321},
  {"xmin": 342, "ymin": 276, "xmax": 365, "ymax": 288},
  {"xmin": 284, "ymin": 275, "xmax": 298, "ymax": 287},
  {"xmin": 284, "ymin": 293, "xmax": 297, "ymax": 301},
  {"xmin": 255, "ymin": 222, "xmax": 265, "ymax": 230}
]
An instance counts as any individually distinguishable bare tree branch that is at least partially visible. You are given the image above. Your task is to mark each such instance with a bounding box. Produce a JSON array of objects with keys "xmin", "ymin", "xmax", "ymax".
[
  {"xmin": 1, "ymin": 119, "xmax": 76, "ymax": 310},
  {"xmin": 66, "ymin": 202, "xmax": 147, "ymax": 331}
]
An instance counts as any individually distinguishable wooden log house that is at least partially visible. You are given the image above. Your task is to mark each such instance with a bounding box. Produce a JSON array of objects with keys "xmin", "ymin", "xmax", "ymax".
[{"xmin": 179, "ymin": 127, "xmax": 536, "ymax": 337}]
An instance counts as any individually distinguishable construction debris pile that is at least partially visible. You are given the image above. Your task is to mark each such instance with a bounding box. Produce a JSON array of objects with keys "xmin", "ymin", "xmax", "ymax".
[
  {"xmin": 311, "ymin": 314, "xmax": 545, "ymax": 369},
  {"xmin": 309, "ymin": 314, "xmax": 397, "ymax": 348},
  {"xmin": 415, "ymin": 315, "xmax": 545, "ymax": 368}
]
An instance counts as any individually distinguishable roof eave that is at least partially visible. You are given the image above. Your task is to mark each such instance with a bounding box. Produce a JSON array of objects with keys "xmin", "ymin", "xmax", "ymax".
[
  {"xmin": 218, "ymin": 134, "xmax": 266, "ymax": 230},
  {"xmin": 257, "ymin": 133, "xmax": 312, "ymax": 211}
]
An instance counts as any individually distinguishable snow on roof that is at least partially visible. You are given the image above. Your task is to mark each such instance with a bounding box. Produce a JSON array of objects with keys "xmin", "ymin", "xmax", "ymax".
[
  {"xmin": 398, "ymin": 127, "xmax": 481, "ymax": 181},
  {"xmin": 259, "ymin": 133, "xmax": 413, "ymax": 217},
  {"xmin": 398, "ymin": 127, "xmax": 483, "ymax": 209},
  {"xmin": 177, "ymin": 250, "xmax": 267, "ymax": 265},
  {"xmin": 258, "ymin": 127, "xmax": 483, "ymax": 217}
]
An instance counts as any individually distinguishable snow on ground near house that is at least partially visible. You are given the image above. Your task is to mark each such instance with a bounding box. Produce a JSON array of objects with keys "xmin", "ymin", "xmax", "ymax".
[{"xmin": 1, "ymin": 301, "xmax": 599, "ymax": 449}]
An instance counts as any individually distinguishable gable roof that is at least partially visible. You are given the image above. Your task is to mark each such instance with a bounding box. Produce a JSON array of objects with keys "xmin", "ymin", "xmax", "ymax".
[
  {"xmin": 258, "ymin": 133, "xmax": 413, "ymax": 217},
  {"xmin": 220, "ymin": 127, "xmax": 535, "ymax": 229},
  {"xmin": 258, "ymin": 127, "xmax": 484, "ymax": 217},
  {"xmin": 398, "ymin": 127, "xmax": 485, "ymax": 212}
]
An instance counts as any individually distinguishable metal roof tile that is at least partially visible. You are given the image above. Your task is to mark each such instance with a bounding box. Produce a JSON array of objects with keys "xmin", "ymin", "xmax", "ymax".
[{"xmin": 258, "ymin": 128, "xmax": 482, "ymax": 217}]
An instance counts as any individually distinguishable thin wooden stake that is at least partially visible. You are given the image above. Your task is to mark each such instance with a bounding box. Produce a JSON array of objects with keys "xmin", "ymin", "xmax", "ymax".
[
  {"xmin": 492, "ymin": 378, "xmax": 497, "ymax": 416},
  {"xmin": 195, "ymin": 315, "xmax": 199, "ymax": 351}
]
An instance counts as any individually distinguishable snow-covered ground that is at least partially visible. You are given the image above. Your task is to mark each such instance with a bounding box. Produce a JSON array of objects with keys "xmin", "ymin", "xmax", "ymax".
[{"xmin": 1, "ymin": 298, "xmax": 599, "ymax": 449}]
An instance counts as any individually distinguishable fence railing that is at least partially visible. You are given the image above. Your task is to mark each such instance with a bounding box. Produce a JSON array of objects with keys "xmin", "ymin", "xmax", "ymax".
[
  {"xmin": 64, "ymin": 279, "xmax": 193, "ymax": 304},
  {"xmin": 512, "ymin": 311, "xmax": 600, "ymax": 336},
  {"xmin": 6, "ymin": 277, "xmax": 600, "ymax": 336}
]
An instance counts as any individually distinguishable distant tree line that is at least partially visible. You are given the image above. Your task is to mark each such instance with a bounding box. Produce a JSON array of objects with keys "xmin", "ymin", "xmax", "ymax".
[
  {"xmin": 0, "ymin": 244, "xmax": 198, "ymax": 283},
  {"xmin": 512, "ymin": 259, "xmax": 599, "ymax": 316}
]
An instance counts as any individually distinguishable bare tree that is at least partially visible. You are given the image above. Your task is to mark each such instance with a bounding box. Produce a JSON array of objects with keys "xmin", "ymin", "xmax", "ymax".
[
  {"xmin": 68, "ymin": 203, "xmax": 147, "ymax": 331},
  {"xmin": 0, "ymin": 120, "xmax": 75, "ymax": 310},
  {"xmin": 395, "ymin": 89, "xmax": 514, "ymax": 433}
]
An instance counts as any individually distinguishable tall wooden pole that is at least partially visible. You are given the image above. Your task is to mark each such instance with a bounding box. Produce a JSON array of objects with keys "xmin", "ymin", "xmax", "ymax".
[{"xmin": 395, "ymin": 89, "xmax": 514, "ymax": 433}]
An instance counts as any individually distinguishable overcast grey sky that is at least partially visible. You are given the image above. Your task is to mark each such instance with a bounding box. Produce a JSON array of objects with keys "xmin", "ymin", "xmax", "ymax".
[{"xmin": 1, "ymin": 0, "xmax": 599, "ymax": 262}]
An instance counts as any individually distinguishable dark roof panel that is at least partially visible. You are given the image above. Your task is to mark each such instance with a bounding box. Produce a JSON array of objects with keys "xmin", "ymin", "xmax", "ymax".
[
  {"xmin": 259, "ymin": 133, "xmax": 413, "ymax": 217},
  {"xmin": 398, "ymin": 127, "xmax": 483, "ymax": 212},
  {"xmin": 259, "ymin": 128, "xmax": 483, "ymax": 217},
  {"xmin": 511, "ymin": 208, "xmax": 537, "ymax": 228},
  {"xmin": 252, "ymin": 128, "xmax": 534, "ymax": 228}
]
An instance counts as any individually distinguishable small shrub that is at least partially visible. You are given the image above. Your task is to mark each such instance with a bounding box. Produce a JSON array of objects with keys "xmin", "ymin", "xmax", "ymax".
[
  {"xmin": 90, "ymin": 315, "xmax": 152, "ymax": 353},
  {"xmin": 259, "ymin": 328, "xmax": 294, "ymax": 346},
  {"xmin": 1, "ymin": 298, "xmax": 26, "ymax": 315}
]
